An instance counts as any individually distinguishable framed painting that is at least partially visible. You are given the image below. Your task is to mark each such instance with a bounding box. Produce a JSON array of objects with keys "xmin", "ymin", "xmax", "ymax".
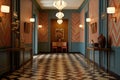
[
  {"xmin": 91, "ymin": 22, "xmax": 97, "ymax": 33},
  {"xmin": 24, "ymin": 22, "xmax": 30, "ymax": 33},
  {"xmin": 55, "ymin": 28, "xmax": 64, "ymax": 41}
]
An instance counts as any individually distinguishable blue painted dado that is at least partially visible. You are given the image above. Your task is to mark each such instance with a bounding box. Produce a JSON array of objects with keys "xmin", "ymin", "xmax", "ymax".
[
  {"xmin": 0, "ymin": 48, "xmax": 32, "ymax": 76},
  {"xmin": 70, "ymin": 42, "xmax": 85, "ymax": 54},
  {"xmin": 0, "ymin": 50, "xmax": 10, "ymax": 75},
  {"xmin": 38, "ymin": 42, "xmax": 50, "ymax": 52},
  {"xmin": 87, "ymin": 46, "xmax": 120, "ymax": 76},
  {"xmin": 110, "ymin": 47, "xmax": 120, "ymax": 76}
]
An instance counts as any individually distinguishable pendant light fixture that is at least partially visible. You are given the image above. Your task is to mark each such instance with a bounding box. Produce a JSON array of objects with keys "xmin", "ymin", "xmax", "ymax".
[
  {"xmin": 53, "ymin": 0, "xmax": 67, "ymax": 24},
  {"xmin": 56, "ymin": 11, "xmax": 64, "ymax": 19},
  {"xmin": 57, "ymin": 19, "xmax": 63, "ymax": 24},
  {"xmin": 53, "ymin": 0, "xmax": 67, "ymax": 11}
]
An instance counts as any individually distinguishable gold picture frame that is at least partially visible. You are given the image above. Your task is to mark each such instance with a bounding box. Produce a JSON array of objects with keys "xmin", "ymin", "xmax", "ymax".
[
  {"xmin": 24, "ymin": 22, "xmax": 30, "ymax": 33},
  {"xmin": 55, "ymin": 28, "xmax": 64, "ymax": 41},
  {"xmin": 91, "ymin": 22, "xmax": 97, "ymax": 33}
]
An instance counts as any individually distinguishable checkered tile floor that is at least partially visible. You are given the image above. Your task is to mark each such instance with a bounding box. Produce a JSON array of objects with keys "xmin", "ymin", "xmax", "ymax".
[{"xmin": 1, "ymin": 53, "xmax": 118, "ymax": 80}]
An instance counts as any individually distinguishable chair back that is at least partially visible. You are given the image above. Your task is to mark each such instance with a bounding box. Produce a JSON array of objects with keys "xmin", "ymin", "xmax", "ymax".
[
  {"xmin": 52, "ymin": 42, "xmax": 57, "ymax": 47},
  {"xmin": 62, "ymin": 42, "xmax": 67, "ymax": 47}
]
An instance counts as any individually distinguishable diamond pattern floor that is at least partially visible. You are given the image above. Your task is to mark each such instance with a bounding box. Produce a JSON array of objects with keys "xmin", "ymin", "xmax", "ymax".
[{"xmin": 1, "ymin": 53, "xmax": 118, "ymax": 80}]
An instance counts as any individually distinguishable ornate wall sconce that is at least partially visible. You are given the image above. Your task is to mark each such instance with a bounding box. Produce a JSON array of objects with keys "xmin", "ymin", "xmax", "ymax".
[
  {"xmin": 1, "ymin": 5, "xmax": 10, "ymax": 13},
  {"xmin": 38, "ymin": 25, "xmax": 42, "ymax": 28},
  {"xmin": 107, "ymin": 7, "xmax": 115, "ymax": 14},
  {"xmin": 86, "ymin": 18, "xmax": 91, "ymax": 22},
  {"xmin": 0, "ymin": 5, "xmax": 10, "ymax": 22},
  {"xmin": 107, "ymin": 7, "xmax": 116, "ymax": 22},
  {"xmin": 79, "ymin": 24, "xmax": 83, "ymax": 30},
  {"xmin": 30, "ymin": 18, "xmax": 35, "ymax": 22}
]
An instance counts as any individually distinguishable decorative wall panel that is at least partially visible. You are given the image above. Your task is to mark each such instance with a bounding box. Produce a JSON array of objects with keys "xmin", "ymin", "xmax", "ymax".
[
  {"xmin": 79, "ymin": 9, "xmax": 85, "ymax": 42},
  {"xmin": 0, "ymin": 0, "xmax": 11, "ymax": 48},
  {"xmin": 71, "ymin": 13, "xmax": 80, "ymax": 42},
  {"xmin": 38, "ymin": 13, "xmax": 48, "ymax": 42},
  {"xmin": 109, "ymin": 0, "xmax": 120, "ymax": 47}
]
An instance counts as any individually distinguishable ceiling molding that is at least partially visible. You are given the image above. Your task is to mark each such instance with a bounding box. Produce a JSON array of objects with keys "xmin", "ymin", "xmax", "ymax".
[
  {"xmin": 78, "ymin": 0, "xmax": 89, "ymax": 12},
  {"xmin": 32, "ymin": 0, "xmax": 41, "ymax": 11},
  {"xmin": 36, "ymin": 0, "xmax": 85, "ymax": 10}
]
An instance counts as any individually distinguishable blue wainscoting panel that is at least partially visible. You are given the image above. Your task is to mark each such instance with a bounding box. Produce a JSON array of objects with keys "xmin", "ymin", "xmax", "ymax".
[
  {"xmin": 0, "ymin": 51, "xmax": 10, "ymax": 75},
  {"xmin": 86, "ymin": 46, "xmax": 120, "ymax": 76},
  {"xmin": 79, "ymin": 42, "xmax": 85, "ymax": 55},
  {"xmin": 111, "ymin": 47, "xmax": 120, "ymax": 76},
  {"xmin": 38, "ymin": 42, "xmax": 50, "ymax": 52},
  {"xmin": 71, "ymin": 42, "xmax": 85, "ymax": 54},
  {"xmin": 89, "ymin": 50, "xmax": 99, "ymax": 65},
  {"xmin": 99, "ymin": 46, "xmax": 120, "ymax": 76}
]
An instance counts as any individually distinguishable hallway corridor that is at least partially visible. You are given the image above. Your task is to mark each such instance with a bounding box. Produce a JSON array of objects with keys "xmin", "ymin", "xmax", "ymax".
[{"xmin": 1, "ymin": 53, "xmax": 117, "ymax": 80}]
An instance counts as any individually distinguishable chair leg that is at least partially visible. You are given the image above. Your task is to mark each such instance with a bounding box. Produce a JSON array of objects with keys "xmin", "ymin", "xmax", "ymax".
[
  {"xmin": 52, "ymin": 48, "xmax": 57, "ymax": 53},
  {"xmin": 62, "ymin": 48, "xmax": 65, "ymax": 53},
  {"xmin": 62, "ymin": 48, "xmax": 63, "ymax": 53},
  {"xmin": 56, "ymin": 48, "xmax": 57, "ymax": 53},
  {"xmin": 65, "ymin": 48, "xmax": 67, "ymax": 52}
]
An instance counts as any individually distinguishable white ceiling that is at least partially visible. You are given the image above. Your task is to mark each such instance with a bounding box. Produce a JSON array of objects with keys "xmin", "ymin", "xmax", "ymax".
[{"xmin": 36, "ymin": 0, "xmax": 85, "ymax": 10}]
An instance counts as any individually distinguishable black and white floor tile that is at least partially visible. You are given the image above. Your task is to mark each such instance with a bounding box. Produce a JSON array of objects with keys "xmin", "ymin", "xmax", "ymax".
[{"xmin": 1, "ymin": 53, "xmax": 118, "ymax": 80}]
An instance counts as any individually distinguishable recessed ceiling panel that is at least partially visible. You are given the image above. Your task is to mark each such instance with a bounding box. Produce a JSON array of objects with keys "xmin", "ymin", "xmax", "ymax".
[{"xmin": 36, "ymin": 0, "xmax": 85, "ymax": 9}]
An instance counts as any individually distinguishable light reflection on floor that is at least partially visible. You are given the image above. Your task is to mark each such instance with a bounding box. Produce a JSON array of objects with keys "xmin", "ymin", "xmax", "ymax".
[{"xmin": 1, "ymin": 53, "xmax": 117, "ymax": 80}]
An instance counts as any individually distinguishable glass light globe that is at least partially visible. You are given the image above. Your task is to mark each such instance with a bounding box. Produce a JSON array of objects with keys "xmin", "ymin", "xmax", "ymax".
[
  {"xmin": 53, "ymin": 0, "xmax": 67, "ymax": 10},
  {"xmin": 57, "ymin": 19, "xmax": 63, "ymax": 24},
  {"xmin": 56, "ymin": 11, "xmax": 64, "ymax": 19}
]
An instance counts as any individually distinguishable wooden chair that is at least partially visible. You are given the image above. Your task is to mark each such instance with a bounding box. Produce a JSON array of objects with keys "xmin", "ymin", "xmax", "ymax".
[
  {"xmin": 52, "ymin": 42, "xmax": 57, "ymax": 52},
  {"xmin": 61, "ymin": 42, "xmax": 67, "ymax": 52}
]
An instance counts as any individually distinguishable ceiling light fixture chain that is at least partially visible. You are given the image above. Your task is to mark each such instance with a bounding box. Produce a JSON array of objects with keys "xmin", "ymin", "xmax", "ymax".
[{"xmin": 53, "ymin": 0, "xmax": 67, "ymax": 24}]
